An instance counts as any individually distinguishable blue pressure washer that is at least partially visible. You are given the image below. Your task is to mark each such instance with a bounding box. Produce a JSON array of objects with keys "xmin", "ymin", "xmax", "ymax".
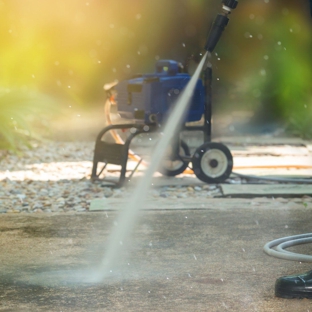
[
  {"xmin": 115, "ymin": 59, "xmax": 205, "ymax": 124},
  {"xmin": 91, "ymin": 0, "xmax": 238, "ymax": 186}
]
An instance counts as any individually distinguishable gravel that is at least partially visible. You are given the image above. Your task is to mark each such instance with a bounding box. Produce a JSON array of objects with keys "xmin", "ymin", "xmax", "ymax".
[{"xmin": 0, "ymin": 141, "xmax": 223, "ymax": 214}]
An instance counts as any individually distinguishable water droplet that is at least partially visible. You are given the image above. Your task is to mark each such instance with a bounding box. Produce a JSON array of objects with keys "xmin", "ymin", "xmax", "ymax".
[
  {"xmin": 263, "ymin": 55, "xmax": 269, "ymax": 60},
  {"xmin": 242, "ymin": 248, "xmax": 246, "ymax": 252},
  {"xmin": 193, "ymin": 254, "xmax": 197, "ymax": 260},
  {"xmin": 182, "ymin": 43, "xmax": 186, "ymax": 47}
]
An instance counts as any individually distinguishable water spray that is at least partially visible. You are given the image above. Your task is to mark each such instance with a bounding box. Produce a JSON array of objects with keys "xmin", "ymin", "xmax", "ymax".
[{"xmin": 95, "ymin": 53, "xmax": 209, "ymax": 281}]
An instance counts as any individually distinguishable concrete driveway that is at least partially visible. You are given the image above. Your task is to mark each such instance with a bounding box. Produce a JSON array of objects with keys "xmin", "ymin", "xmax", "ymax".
[{"xmin": 1, "ymin": 198, "xmax": 312, "ymax": 311}]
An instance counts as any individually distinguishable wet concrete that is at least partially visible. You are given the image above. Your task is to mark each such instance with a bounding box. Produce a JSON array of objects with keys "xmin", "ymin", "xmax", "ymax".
[{"xmin": 1, "ymin": 200, "xmax": 312, "ymax": 311}]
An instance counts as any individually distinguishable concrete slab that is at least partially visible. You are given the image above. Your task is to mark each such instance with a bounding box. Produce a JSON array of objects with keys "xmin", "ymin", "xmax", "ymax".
[
  {"xmin": 215, "ymin": 136, "xmax": 309, "ymax": 146},
  {"xmin": 89, "ymin": 197, "xmax": 311, "ymax": 211},
  {"xmin": 233, "ymin": 156, "xmax": 312, "ymax": 169},
  {"xmin": 221, "ymin": 184, "xmax": 312, "ymax": 197},
  {"xmin": 1, "ymin": 199, "xmax": 312, "ymax": 311}
]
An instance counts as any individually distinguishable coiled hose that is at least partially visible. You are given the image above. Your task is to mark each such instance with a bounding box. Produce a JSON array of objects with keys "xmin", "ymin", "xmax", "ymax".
[{"xmin": 263, "ymin": 233, "xmax": 312, "ymax": 262}]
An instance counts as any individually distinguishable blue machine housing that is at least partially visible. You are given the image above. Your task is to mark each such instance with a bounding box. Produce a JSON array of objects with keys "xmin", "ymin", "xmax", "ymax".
[{"xmin": 115, "ymin": 60, "xmax": 205, "ymax": 124}]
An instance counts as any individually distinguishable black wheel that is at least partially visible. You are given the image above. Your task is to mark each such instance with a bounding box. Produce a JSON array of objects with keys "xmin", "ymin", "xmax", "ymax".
[
  {"xmin": 192, "ymin": 142, "xmax": 233, "ymax": 183},
  {"xmin": 159, "ymin": 140, "xmax": 190, "ymax": 177}
]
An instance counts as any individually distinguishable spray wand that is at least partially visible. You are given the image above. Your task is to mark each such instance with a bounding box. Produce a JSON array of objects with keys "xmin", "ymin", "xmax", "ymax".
[{"xmin": 205, "ymin": 0, "xmax": 238, "ymax": 53}]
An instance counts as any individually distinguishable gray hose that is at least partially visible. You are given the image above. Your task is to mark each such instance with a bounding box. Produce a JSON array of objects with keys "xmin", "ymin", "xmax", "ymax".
[{"xmin": 263, "ymin": 233, "xmax": 312, "ymax": 262}]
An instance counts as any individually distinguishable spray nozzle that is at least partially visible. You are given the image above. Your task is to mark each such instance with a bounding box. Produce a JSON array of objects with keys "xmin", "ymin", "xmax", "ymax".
[{"xmin": 222, "ymin": 0, "xmax": 238, "ymax": 10}]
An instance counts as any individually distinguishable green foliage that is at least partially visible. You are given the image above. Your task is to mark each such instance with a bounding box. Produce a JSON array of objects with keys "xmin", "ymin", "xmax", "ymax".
[
  {"xmin": 0, "ymin": 89, "xmax": 54, "ymax": 152},
  {"xmin": 265, "ymin": 14, "xmax": 312, "ymax": 137},
  {"xmin": 0, "ymin": 1, "xmax": 311, "ymax": 139},
  {"xmin": 287, "ymin": 106, "xmax": 312, "ymax": 139}
]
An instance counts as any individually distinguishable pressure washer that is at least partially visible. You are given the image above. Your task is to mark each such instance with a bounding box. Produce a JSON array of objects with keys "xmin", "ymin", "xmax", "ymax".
[{"xmin": 91, "ymin": 0, "xmax": 238, "ymax": 186}]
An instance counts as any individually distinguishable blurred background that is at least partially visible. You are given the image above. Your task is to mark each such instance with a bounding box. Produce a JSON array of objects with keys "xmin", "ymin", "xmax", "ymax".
[{"xmin": 0, "ymin": 0, "xmax": 312, "ymax": 150}]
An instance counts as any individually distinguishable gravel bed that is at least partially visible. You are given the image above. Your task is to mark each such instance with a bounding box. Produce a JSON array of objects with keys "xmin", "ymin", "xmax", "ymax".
[{"xmin": 0, "ymin": 141, "xmax": 223, "ymax": 214}]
